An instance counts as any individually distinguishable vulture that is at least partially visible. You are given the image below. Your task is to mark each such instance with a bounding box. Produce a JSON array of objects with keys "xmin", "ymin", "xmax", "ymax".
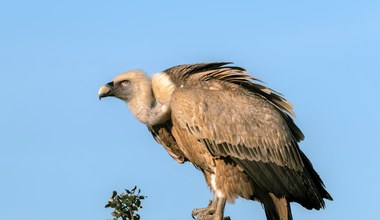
[{"xmin": 98, "ymin": 62, "xmax": 332, "ymax": 220}]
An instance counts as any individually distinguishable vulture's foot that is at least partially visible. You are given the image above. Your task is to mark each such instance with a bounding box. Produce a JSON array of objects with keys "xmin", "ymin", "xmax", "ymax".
[
  {"xmin": 192, "ymin": 197, "xmax": 230, "ymax": 220},
  {"xmin": 192, "ymin": 200, "xmax": 215, "ymax": 219}
]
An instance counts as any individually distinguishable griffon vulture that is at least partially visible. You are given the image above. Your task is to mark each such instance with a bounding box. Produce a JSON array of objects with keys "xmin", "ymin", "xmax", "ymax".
[{"xmin": 98, "ymin": 62, "xmax": 332, "ymax": 220}]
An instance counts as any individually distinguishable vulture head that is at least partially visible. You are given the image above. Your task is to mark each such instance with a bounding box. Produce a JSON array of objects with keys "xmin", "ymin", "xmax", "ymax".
[
  {"xmin": 98, "ymin": 70, "xmax": 151, "ymax": 102},
  {"xmin": 98, "ymin": 70, "xmax": 176, "ymax": 126}
]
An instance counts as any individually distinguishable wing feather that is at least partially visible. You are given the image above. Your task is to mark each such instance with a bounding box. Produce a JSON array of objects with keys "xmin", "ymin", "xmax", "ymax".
[
  {"xmin": 164, "ymin": 62, "xmax": 304, "ymax": 141},
  {"xmin": 148, "ymin": 123, "xmax": 187, "ymax": 164},
  {"xmin": 172, "ymin": 88, "xmax": 303, "ymax": 170}
]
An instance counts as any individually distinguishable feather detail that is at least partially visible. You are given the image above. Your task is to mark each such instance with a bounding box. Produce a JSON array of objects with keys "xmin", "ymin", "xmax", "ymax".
[{"xmin": 151, "ymin": 72, "xmax": 177, "ymax": 106}]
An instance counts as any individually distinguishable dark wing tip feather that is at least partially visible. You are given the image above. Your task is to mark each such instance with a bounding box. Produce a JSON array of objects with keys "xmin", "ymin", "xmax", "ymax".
[{"xmin": 300, "ymin": 151, "xmax": 333, "ymax": 202}]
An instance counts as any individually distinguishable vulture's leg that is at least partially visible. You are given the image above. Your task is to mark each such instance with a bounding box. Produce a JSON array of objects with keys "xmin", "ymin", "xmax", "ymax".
[
  {"xmin": 192, "ymin": 195, "xmax": 230, "ymax": 220},
  {"xmin": 214, "ymin": 197, "xmax": 228, "ymax": 220}
]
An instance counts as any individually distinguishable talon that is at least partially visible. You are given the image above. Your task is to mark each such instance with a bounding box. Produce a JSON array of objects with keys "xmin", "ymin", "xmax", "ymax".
[
  {"xmin": 207, "ymin": 199, "xmax": 213, "ymax": 207},
  {"xmin": 192, "ymin": 207, "xmax": 215, "ymax": 219},
  {"xmin": 192, "ymin": 209, "xmax": 199, "ymax": 219},
  {"xmin": 191, "ymin": 196, "xmax": 227, "ymax": 220}
]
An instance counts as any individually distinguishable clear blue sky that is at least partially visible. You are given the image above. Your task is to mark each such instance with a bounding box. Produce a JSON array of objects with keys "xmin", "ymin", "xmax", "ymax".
[{"xmin": 1, "ymin": 1, "xmax": 379, "ymax": 219}]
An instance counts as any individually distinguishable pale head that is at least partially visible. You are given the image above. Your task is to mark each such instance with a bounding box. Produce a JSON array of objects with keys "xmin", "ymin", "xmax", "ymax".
[{"xmin": 98, "ymin": 70, "xmax": 151, "ymax": 102}]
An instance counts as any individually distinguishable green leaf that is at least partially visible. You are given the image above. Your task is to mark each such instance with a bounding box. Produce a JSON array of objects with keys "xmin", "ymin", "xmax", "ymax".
[{"xmin": 112, "ymin": 191, "xmax": 117, "ymax": 198}]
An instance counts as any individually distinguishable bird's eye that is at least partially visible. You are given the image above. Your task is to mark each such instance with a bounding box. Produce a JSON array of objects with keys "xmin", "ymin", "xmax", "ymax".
[{"xmin": 120, "ymin": 80, "xmax": 130, "ymax": 87}]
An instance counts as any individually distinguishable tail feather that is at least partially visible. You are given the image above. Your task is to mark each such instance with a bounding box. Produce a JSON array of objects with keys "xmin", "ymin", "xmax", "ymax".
[{"xmin": 262, "ymin": 193, "xmax": 292, "ymax": 220}]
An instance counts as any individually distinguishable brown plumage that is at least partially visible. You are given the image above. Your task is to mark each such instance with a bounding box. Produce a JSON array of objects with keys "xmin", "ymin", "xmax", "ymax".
[{"xmin": 98, "ymin": 62, "xmax": 332, "ymax": 220}]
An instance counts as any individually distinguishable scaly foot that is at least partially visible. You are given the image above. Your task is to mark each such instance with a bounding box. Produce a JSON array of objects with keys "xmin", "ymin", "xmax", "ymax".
[{"xmin": 191, "ymin": 197, "xmax": 230, "ymax": 220}]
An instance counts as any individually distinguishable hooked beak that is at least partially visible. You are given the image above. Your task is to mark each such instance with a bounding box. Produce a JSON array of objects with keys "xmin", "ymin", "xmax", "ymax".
[{"xmin": 98, "ymin": 82, "xmax": 114, "ymax": 100}]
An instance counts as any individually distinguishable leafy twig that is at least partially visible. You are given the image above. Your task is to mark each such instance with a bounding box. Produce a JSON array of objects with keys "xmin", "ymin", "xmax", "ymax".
[{"xmin": 105, "ymin": 186, "xmax": 146, "ymax": 220}]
